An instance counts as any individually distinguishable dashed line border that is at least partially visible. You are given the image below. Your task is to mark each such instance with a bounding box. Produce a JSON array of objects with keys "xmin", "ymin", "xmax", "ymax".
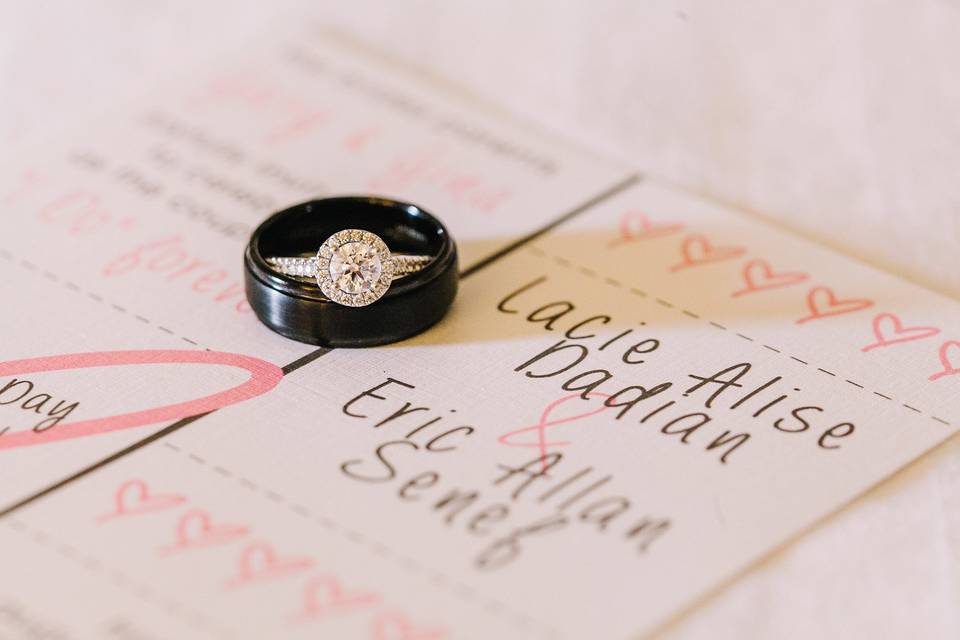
[
  {"xmin": 4, "ymin": 518, "xmax": 232, "ymax": 638},
  {"xmin": 160, "ymin": 441, "xmax": 561, "ymax": 639},
  {"xmin": 0, "ymin": 247, "xmax": 203, "ymax": 348}
]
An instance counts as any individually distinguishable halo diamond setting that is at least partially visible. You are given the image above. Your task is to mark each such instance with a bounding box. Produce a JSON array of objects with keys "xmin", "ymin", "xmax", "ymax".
[
  {"xmin": 265, "ymin": 229, "xmax": 431, "ymax": 307},
  {"xmin": 316, "ymin": 229, "xmax": 394, "ymax": 307}
]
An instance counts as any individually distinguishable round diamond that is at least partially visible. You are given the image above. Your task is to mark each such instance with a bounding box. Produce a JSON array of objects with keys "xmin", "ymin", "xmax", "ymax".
[{"xmin": 328, "ymin": 241, "xmax": 383, "ymax": 294}]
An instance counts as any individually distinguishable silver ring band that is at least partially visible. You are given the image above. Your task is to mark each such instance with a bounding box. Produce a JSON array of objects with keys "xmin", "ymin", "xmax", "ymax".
[
  {"xmin": 266, "ymin": 254, "xmax": 431, "ymax": 279},
  {"xmin": 264, "ymin": 229, "xmax": 433, "ymax": 307}
]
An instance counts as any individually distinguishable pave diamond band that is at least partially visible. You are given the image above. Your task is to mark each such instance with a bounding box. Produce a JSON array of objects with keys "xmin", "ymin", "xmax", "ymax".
[
  {"xmin": 267, "ymin": 254, "xmax": 431, "ymax": 279},
  {"xmin": 265, "ymin": 229, "xmax": 432, "ymax": 307}
]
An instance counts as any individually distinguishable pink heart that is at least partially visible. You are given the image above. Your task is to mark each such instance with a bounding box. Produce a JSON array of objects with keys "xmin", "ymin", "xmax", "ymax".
[
  {"xmin": 372, "ymin": 612, "xmax": 447, "ymax": 640},
  {"xmin": 862, "ymin": 313, "xmax": 940, "ymax": 352},
  {"xmin": 294, "ymin": 575, "xmax": 380, "ymax": 621},
  {"xmin": 795, "ymin": 286, "xmax": 873, "ymax": 324},
  {"xmin": 929, "ymin": 341, "xmax": 960, "ymax": 382},
  {"xmin": 159, "ymin": 509, "xmax": 249, "ymax": 554},
  {"xmin": 732, "ymin": 259, "xmax": 808, "ymax": 297},
  {"xmin": 97, "ymin": 479, "xmax": 186, "ymax": 522},
  {"xmin": 608, "ymin": 211, "xmax": 684, "ymax": 247},
  {"xmin": 225, "ymin": 541, "xmax": 313, "ymax": 588},
  {"xmin": 671, "ymin": 234, "xmax": 746, "ymax": 271}
]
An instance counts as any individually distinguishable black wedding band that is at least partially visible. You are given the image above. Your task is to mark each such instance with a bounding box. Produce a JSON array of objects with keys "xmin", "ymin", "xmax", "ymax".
[{"xmin": 244, "ymin": 196, "xmax": 458, "ymax": 347}]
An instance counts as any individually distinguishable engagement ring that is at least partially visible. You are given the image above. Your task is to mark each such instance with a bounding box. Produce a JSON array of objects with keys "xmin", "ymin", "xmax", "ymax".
[{"xmin": 266, "ymin": 229, "xmax": 432, "ymax": 307}]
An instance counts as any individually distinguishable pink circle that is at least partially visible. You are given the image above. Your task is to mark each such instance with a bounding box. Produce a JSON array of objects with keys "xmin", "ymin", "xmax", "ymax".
[{"xmin": 0, "ymin": 350, "xmax": 283, "ymax": 450}]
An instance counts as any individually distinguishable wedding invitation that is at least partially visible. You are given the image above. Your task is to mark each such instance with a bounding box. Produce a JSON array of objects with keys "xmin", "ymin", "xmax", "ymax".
[{"xmin": 1, "ymin": 23, "xmax": 957, "ymax": 640}]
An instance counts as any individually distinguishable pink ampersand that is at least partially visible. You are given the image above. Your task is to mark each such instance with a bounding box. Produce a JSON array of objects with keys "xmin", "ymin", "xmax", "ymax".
[
  {"xmin": 498, "ymin": 392, "xmax": 612, "ymax": 470},
  {"xmin": 0, "ymin": 350, "xmax": 283, "ymax": 450}
]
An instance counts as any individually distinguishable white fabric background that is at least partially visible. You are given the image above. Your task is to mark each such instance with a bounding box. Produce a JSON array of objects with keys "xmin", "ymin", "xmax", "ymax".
[{"xmin": 2, "ymin": 1, "xmax": 958, "ymax": 638}]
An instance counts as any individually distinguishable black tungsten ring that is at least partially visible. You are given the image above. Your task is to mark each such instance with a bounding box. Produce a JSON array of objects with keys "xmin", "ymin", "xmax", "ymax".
[{"xmin": 244, "ymin": 196, "xmax": 458, "ymax": 347}]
